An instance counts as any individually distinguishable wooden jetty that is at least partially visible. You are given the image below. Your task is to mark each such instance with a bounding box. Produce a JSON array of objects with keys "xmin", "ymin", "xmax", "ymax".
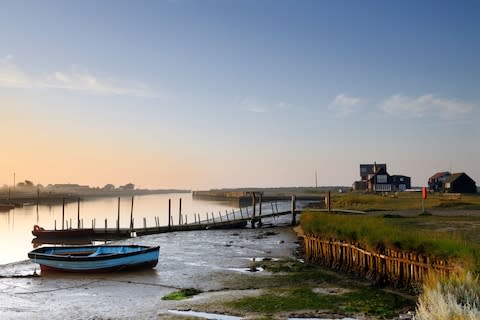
[{"xmin": 32, "ymin": 193, "xmax": 302, "ymax": 244}]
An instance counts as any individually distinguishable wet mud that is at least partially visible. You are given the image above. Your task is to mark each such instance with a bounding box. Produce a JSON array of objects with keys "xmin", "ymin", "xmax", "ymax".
[{"xmin": 0, "ymin": 218, "xmax": 299, "ymax": 319}]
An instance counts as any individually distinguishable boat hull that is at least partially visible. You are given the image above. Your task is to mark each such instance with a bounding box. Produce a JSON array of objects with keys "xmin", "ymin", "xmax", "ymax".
[
  {"xmin": 28, "ymin": 245, "xmax": 160, "ymax": 273},
  {"xmin": 32, "ymin": 226, "xmax": 94, "ymax": 239}
]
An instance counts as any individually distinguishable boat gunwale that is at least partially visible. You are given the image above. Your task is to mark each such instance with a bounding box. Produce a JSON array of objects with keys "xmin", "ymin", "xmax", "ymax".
[{"xmin": 28, "ymin": 245, "xmax": 160, "ymax": 262}]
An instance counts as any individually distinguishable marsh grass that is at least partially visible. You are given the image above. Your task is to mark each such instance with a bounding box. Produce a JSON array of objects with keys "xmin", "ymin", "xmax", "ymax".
[
  {"xmin": 222, "ymin": 259, "xmax": 413, "ymax": 318},
  {"xmin": 161, "ymin": 288, "xmax": 202, "ymax": 301},
  {"xmin": 415, "ymin": 273, "xmax": 480, "ymax": 319},
  {"xmin": 332, "ymin": 192, "xmax": 480, "ymax": 211},
  {"xmin": 301, "ymin": 211, "xmax": 479, "ymax": 270}
]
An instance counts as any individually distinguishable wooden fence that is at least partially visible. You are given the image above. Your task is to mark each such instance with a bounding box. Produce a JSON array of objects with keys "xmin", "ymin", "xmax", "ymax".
[{"xmin": 303, "ymin": 235, "xmax": 458, "ymax": 287}]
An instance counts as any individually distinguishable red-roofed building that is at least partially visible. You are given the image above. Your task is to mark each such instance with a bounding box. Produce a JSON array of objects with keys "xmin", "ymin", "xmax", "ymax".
[{"xmin": 428, "ymin": 171, "xmax": 451, "ymax": 192}]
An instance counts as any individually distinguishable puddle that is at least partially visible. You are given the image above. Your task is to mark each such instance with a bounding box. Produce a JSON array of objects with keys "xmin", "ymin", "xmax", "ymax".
[
  {"xmin": 247, "ymin": 257, "xmax": 279, "ymax": 262},
  {"xmin": 168, "ymin": 309, "xmax": 241, "ymax": 320},
  {"xmin": 228, "ymin": 266, "xmax": 265, "ymax": 273}
]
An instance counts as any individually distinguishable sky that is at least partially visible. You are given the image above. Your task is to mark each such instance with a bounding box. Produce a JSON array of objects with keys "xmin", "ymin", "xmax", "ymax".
[{"xmin": 0, "ymin": 0, "xmax": 479, "ymax": 190}]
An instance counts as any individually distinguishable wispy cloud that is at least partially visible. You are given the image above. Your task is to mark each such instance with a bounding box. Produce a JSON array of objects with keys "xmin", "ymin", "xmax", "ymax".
[
  {"xmin": 380, "ymin": 94, "xmax": 474, "ymax": 119},
  {"xmin": 0, "ymin": 55, "xmax": 32, "ymax": 88},
  {"xmin": 237, "ymin": 97, "xmax": 301, "ymax": 114},
  {"xmin": 238, "ymin": 97, "xmax": 269, "ymax": 113},
  {"xmin": 0, "ymin": 55, "xmax": 156, "ymax": 98},
  {"xmin": 328, "ymin": 93, "xmax": 365, "ymax": 116}
]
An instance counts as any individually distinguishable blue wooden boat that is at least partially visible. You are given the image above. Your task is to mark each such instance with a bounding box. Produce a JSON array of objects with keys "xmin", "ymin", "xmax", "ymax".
[{"xmin": 28, "ymin": 245, "xmax": 159, "ymax": 272}]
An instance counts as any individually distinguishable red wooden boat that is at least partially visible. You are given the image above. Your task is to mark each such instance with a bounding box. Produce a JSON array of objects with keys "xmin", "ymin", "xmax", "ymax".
[{"xmin": 32, "ymin": 225, "xmax": 94, "ymax": 239}]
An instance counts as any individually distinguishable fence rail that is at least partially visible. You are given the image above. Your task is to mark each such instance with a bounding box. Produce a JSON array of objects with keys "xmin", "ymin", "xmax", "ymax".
[{"xmin": 303, "ymin": 235, "xmax": 458, "ymax": 287}]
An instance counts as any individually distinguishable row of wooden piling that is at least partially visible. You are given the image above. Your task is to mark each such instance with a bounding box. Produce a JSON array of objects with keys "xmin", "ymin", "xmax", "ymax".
[{"xmin": 303, "ymin": 235, "xmax": 457, "ymax": 287}]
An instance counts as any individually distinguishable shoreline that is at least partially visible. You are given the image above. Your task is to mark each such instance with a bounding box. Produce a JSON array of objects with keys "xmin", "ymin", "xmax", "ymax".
[{"xmin": 0, "ymin": 219, "xmax": 415, "ymax": 319}]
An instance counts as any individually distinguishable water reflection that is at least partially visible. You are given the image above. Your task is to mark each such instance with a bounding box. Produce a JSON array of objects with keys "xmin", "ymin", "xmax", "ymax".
[{"xmin": 0, "ymin": 193, "xmax": 236, "ymax": 265}]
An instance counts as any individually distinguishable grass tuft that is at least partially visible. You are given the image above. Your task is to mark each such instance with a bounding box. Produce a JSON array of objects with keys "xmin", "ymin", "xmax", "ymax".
[{"xmin": 161, "ymin": 288, "xmax": 202, "ymax": 300}]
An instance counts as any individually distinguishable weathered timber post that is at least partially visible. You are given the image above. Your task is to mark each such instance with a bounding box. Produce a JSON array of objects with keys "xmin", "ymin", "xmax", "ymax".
[
  {"xmin": 105, "ymin": 218, "xmax": 107, "ymax": 232},
  {"xmin": 62, "ymin": 198, "xmax": 65, "ymax": 230},
  {"xmin": 251, "ymin": 192, "xmax": 256, "ymax": 229},
  {"xmin": 178, "ymin": 198, "xmax": 182, "ymax": 225},
  {"xmin": 291, "ymin": 195, "xmax": 297, "ymax": 225},
  {"xmin": 143, "ymin": 217, "xmax": 147, "ymax": 230},
  {"xmin": 69, "ymin": 218, "xmax": 72, "ymax": 230},
  {"xmin": 218, "ymin": 211, "xmax": 223, "ymax": 222},
  {"xmin": 117, "ymin": 197, "xmax": 120, "ymax": 231},
  {"xmin": 130, "ymin": 196, "xmax": 134, "ymax": 231},
  {"xmin": 258, "ymin": 192, "xmax": 263, "ymax": 226},
  {"xmin": 225, "ymin": 210, "xmax": 229, "ymax": 221},
  {"xmin": 54, "ymin": 219, "xmax": 57, "ymax": 230},
  {"xmin": 232, "ymin": 209, "xmax": 236, "ymax": 220},
  {"xmin": 168, "ymin": 199, "xmax": 171, "ymax": 230},
  {"xmin": 77, "ymin": 198, "xmax": 81, "ymax": 229}
]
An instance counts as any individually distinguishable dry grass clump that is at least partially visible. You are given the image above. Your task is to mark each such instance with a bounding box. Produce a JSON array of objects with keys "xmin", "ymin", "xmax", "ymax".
[{"xmin": 415, "ymin": 273, "xmax": 480, "ymax": 320}]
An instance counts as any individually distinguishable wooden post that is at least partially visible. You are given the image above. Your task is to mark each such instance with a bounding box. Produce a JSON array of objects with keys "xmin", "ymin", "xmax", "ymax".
[
  {"xmin": 143, "ymin": 217, "xmax": 147, "ymax": 230},
  {"xmin": 251, "ymin": 192, "xmax": 256, "ymax": 229},
  {"xmin": 232, "ymin": 209, "xmax": 236, "ymax": 220},
  {"xmin": 178, "ymin": 198, "xmax": 182, "ymax": 225},
  {"xmin": 198, "ymin": 213, "xmax": 201, "ymax": 224},
  {"xmin": 291, "ymin": 195, "xmax": 297, "ymax": 225},
  {"xmin": 105, "ymin": 218, "xmax": 107, "ymax": 232},
  {"xmin": 117, "ymin": 197, "xmax": 120, "ymax": 231},
  {"xmin": 211, "ymin": 212, "xmax": 215, "ymax": 223},
  {"xmin": 130, "ymin": 196, "xmax": 134, "ymax": 230},
  {"xmin": 54, "ymin": 219, "xmax": 56, "ymax": 230},
  {"xmin": 225, "ymin": 210, "xmax": 229, "ymax": 221},
  {"xmin": 62, "ymin": 198, "xmax": 65, "ymax": 230},
  {"xmin": 271, "ymin": 202, "xmax": 275, "ymax": 215},
  {"xmin": 69, "ymin": 218, "xmax": 72, "ymax": 230},
  {"xmin": 258, "ymin": 193, "xmax": 263, "ymax": 226},
  {"xmin": 218, "ymin": 211, "xmax": 223, "ymax": 222},
  {"xmin": 168, "ymin": 199, "xmax": 171, "ymax": 230},
  {"xmin": 77, "ymin": 198, "xmax": 81, "ymax": 229}
]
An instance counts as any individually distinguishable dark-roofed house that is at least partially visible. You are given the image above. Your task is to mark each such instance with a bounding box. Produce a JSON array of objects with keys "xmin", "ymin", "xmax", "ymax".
[
  {"xmin": 359, "ymin": 163, "xmax": 387, "ymax": 181},
  {"xmin": 367, "ymin": 166, "xmax": 392, "ymax": 192},
  {"xmin": 444, "ymin": 173, "xmax": 477, "ymax": 194},
  {"xmin": 428, "ymin": 171, "xmax": 451, "ymax": 192},
  {"xmin": 391, "ymin": 175, "xmax": 411, "ymax": 191}
]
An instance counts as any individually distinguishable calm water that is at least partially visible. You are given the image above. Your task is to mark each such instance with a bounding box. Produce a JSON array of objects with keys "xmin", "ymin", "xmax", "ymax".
[{"xmin": 0, "ymin": 193, "xmax": 238, "ymax": 265}]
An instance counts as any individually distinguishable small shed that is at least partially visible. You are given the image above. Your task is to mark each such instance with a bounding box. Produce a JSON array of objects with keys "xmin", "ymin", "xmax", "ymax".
[{"xmin": 444, "ymin": 173, "xmax": 477, "ymax": 194}]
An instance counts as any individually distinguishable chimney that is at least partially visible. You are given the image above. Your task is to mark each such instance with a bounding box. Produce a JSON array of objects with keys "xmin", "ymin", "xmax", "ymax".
[{"xmin": 373, "ymin": 161, "xmax": 377, "ymax": 173}]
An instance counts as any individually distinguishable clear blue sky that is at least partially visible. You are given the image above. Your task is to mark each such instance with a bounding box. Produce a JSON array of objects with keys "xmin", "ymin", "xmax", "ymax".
[{"xmin": 1, "ymin": 0, "xmax": 479, "ymax": 189}]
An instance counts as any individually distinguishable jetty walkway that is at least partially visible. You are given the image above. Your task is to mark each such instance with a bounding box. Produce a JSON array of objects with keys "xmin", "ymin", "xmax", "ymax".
[{"xmin": 33, "ymin": 193, "xmax": 314, "ymax": 244}]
